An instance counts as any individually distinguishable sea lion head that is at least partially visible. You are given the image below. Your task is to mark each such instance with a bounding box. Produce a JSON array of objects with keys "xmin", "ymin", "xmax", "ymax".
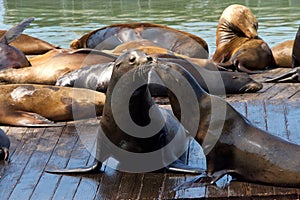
[
  {"xmin": 113, "ymin": 49, "xmax": 154, "ymax": 77},
  {"xmin": 217, "ymin": 4, "xmax": 258, "ymax": 45}
]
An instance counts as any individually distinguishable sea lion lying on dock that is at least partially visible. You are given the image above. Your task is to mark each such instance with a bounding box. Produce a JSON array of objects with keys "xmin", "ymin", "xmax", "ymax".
[
  {"xmin": 212, "ymin": 4, "xmax": 275, "ymax": 73},
  {"xmin": 56, "ymin": 54, "xmax": 262, "ymax": 95},
  {"xmin": 266, "ymin": 26, "xmax": 300, "ymax": 82},
  {"xmin": 0, "ymin": 48, "xmax": 116, "ymax": 85},
  {"xmin": 70, "ymin": 22, "xmax": 209, "ymax": 59},
  {"xmin": 0, "ymin": 30, "xmax": 58, "ymax": 55},
  {"xmin": 0, "ymin": 84, "xmax": 105, "ymax": 126}
]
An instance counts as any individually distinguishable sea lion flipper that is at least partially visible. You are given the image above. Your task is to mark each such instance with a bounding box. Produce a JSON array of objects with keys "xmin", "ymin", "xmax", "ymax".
[
  {"xmin": 10, "ymin": 111, "xmax": 64, "ymax": 127},
  {"xmin": 264, "ymin": 68, "xmax": 299, "ymax": 83},
  {"xmin": 173, "ymin": 173, "xmax": 212, "ymax": 191},
  {"xmin": 0, "ymin": 147, "xmax": 9, "ymax": 161},
  {"xmin": 0, "ymin": 17, "xmax": 34, "ymax": 44},
  {"xmin": 45, "ymin": 160, "xmax": 103, "ymax": 174},
  {"xmin": 166, "ymin": 160, "xmax": 205, "ymax": 174}
]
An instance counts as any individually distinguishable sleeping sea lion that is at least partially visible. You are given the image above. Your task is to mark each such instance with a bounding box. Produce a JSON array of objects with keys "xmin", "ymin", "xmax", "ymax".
[
  {"xmin": 152, "ymin": 56, "xmax": 300, "ymax": 188},
  {"xmin": 0, "ymin": 30, "xmax": 58, "ymax": 55},
  {"xmin": 271, "ymin": 40, "xmax": 294, "ymax": 68},
  {"xmin": 46, "ymin": 49, "xmax": 203, "ymax": 174},
  {"xmin": 0, "ymin": 17, "xmax": 33, "ymax": 70},
  {"xmin": 212, "ymin": 4, "xmax": 275, "ymax": 73},
  {"xmin": 70, "ymin": 22, "xmax": 209, "ymax": 59},
  {"xmin": 0, "ymin": 128, "xmax": 10, "ymax": 161},
  {"xmin": 265, "ymin": 26, "xmax": 300, "ymax": 82},
  {"xmin": 0, "ymin": 84, "xmax": 105, "ymax": 126},
  {"xmin": 0, "ymin": 48, "xmax": 116, "ymax": 85},
  {"xmin": 56, "ymin": 54, "xmax": 262, "ymax": 95}
]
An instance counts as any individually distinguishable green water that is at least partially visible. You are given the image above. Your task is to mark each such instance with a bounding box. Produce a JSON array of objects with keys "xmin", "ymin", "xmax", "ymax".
[{"xmin": 1, "ymin": 0, "xmax": 300, "ymax": 54}]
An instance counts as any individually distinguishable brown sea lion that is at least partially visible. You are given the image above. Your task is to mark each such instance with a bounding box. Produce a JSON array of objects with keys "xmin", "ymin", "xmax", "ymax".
[
  {"xmin": 0, "ymin": 30, "xmax": 58, "ymax": 55},
  {"xmin": 0, "ymin": 84, "xmax": 105, "ymax": 126},
  {"xmin": 0, "ymin": 18, "xmax": 33, "ymax": 70},
  {"xmin": 56, "ymin": 53, "xmax": 262, "ymax": 95},
  {"xmin": 70, "ymin": 22, "xmax": 209, "ymax": 59},
  {"xmin": 265, "ymin": 26, "xmax": 300, "ymax": 82},
  {"xmin": 152, "ymin": 57, "xmax": 300, "ymax": 188},
  {"xmin": 46, "ymin": 49, "xmax": 203, "ymax": 174},
  {"xmin": 0, "ymin": 48, "xmax": 116, "ymax": 85},
  {"xmin": 271, "ymin": 40, "xmax": 293, "ymax": 68},
  {"xmin": 213, "ymin": 4, "xmax": 275, "ymax": 73},
  {"xmin": 0, "ymin": 128, "xmax": 10, "ymax": 161}
]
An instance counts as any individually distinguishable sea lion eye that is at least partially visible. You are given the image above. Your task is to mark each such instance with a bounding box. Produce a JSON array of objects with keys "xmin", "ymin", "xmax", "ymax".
[{"xmin": 129, "ymin": 56, "xmax": 136, "ymax": 63}]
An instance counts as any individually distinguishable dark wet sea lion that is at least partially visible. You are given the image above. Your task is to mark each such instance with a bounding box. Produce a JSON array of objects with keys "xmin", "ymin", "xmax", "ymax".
[
  {"xmin": 0, "ymin": 18, "xmax": 34, "ymax": 70},
  {"xmin": 0, "ymin": 128, "xmax": 10, "ymax": 161},
  {"xmin": 0, "ymin": 30, "xmax": 58, "ymax": 55},
  {"xmin": 0, "ymin": 48, "xmax": 116, "ymax": 85},
  {"xmin": 0, "ymin": 84, "xmax": 105, "ymax": 126},
  {"xmin": 212, "ymin": 4, "xmax": 275, "ymax": 73},
  {"xmin": 70, "ymin": 22, "xmax": 209, "ymax": 59},
  {"xmin": 47, "ymin": 50, "xmax": 202, "ymax": 174},
  {"xmin": 271, "ymin": 40, "xmax": 293, "ymax": 68},
  {"xmin": 56, "ymin": 54, "xmax": 262, "ymax": 95},
  {"xmin": 153, "ymin": 57, "xmax": 300, "ymax": 188},
  {"xmin": 266, "ymin": 26, "xmax": 300, "ymax": 83}
]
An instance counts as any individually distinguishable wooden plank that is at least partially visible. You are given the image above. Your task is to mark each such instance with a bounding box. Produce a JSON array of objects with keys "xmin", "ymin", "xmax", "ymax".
[
  {"xmin": 94, "ymin": 164, "xmax": 123, "ymax": 200},
  {"xmin": 51, "ymin": 121, "xmax": 99, "ymax": 200},
  {"xmin": 246, "ymin": 100, "xmax": 267, "ymax": 130},
  {"xmin": 0, "ymin": 128, "xmax": 44, "ymax": 200},
  {"xmin": 285, "ymin": 100, "xmax": 300, "ymax": 143},
  {"xmin": 51, "ymin": 137, "xmax": 84, "ymax": 200},
  {"xmin": 138, "ymin": 172, "xmax": 165, "ymax": 199},
  {"xmin": 30, "ymin": 125, "xmax": 77, "ymax": 200},
  {"xmin": 116, "ymin": 173, "xmax": 143, "ymax": 199},
  {"xmin": 8, "ymin": 127, "xmax": 64, "ymax": 200},
  {"xmin": 72, "ymin": 174, "xmax": 101, "ymax": 200},
  {"xmin": 290, "ymin": 90, "xmax": 300, "ymax": 99},
  {"xmin": 270, "ymin": 83, "xmax": 300, "ymax": 100}
]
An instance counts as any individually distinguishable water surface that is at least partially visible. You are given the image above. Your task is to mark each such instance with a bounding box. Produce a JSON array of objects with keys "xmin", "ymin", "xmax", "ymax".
[{"xmin": 1, "ymin": 0, "xmax": 300, "ymax": 54}]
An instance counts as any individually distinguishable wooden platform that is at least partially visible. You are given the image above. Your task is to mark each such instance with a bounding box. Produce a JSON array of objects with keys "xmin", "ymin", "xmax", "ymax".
[{"xmin": 1, "ymin": 68, "xmax": 300, "ymax": 200}]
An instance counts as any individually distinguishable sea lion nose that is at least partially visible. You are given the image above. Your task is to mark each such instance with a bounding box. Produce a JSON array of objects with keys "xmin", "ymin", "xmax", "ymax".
[{"xmin": 146, "ymin": 56, "xmax": 153, "ymax": 62}]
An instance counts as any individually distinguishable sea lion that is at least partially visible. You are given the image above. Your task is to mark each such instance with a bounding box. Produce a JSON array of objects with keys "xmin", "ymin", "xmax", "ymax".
[
  {"xmin": 271, "ymin": 40, "xmax": 293, "ymax": 68},
  {"xmin": 0, "ymin": 30, "xmax": 58, "ymax": 55},
  {"xmin": 0, "ymin": 18, "xmax": 33, "ymax": 70},
  {"xmin": 212, "ymin": 4, "xmax": 275, "ymax": 73},
  {"xmin": 152, "ymin": 56, "xmax": 300, "ymax": 188},
  {"xmin": 46, "ymin": 49, "xmax": 202, "ymax": 174},
  {"xmin": 0, "ymin": 128, "xmax": 10, "ymax": 161},
  {"xmin": 0, "ymin": 84, "xmax": 105, "ymax": 126},
  {"xmin": 0, "ymin": 48, "xmax": 116, "ymax": 85},
  {"xmin": 70, "ymin": 22, "xmax": 209, "ymax": 59},
  {"xmin": 56, "ymin": 54, "xmax": 262, "ymax": 95},
  {"xmin": 265, "ymin": 26, "xmax": 300, "ymax": 82}
]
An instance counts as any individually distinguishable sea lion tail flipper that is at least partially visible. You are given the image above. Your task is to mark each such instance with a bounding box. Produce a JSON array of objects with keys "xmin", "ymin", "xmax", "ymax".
[
  {"xmin": 0, "ymin": 17, "xmax": 35, "ymax": 44},
  {"xmin": 173, "ymin": 173, "xmax": 212, "ymax": 191},
  {"xmin": 45, "ymin": 160, "xmax": 103, "ymax": 174},
  {"xmin": 166, "ymin": 160, "xmax": 205, "ymax": 174},
  {"xmin": 264, "ymin": 68, "xmax": 299, "ymax": 83},
  {"xmin": 173, "ymin": 169, "xmax": 232, "ymax": 191}
]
